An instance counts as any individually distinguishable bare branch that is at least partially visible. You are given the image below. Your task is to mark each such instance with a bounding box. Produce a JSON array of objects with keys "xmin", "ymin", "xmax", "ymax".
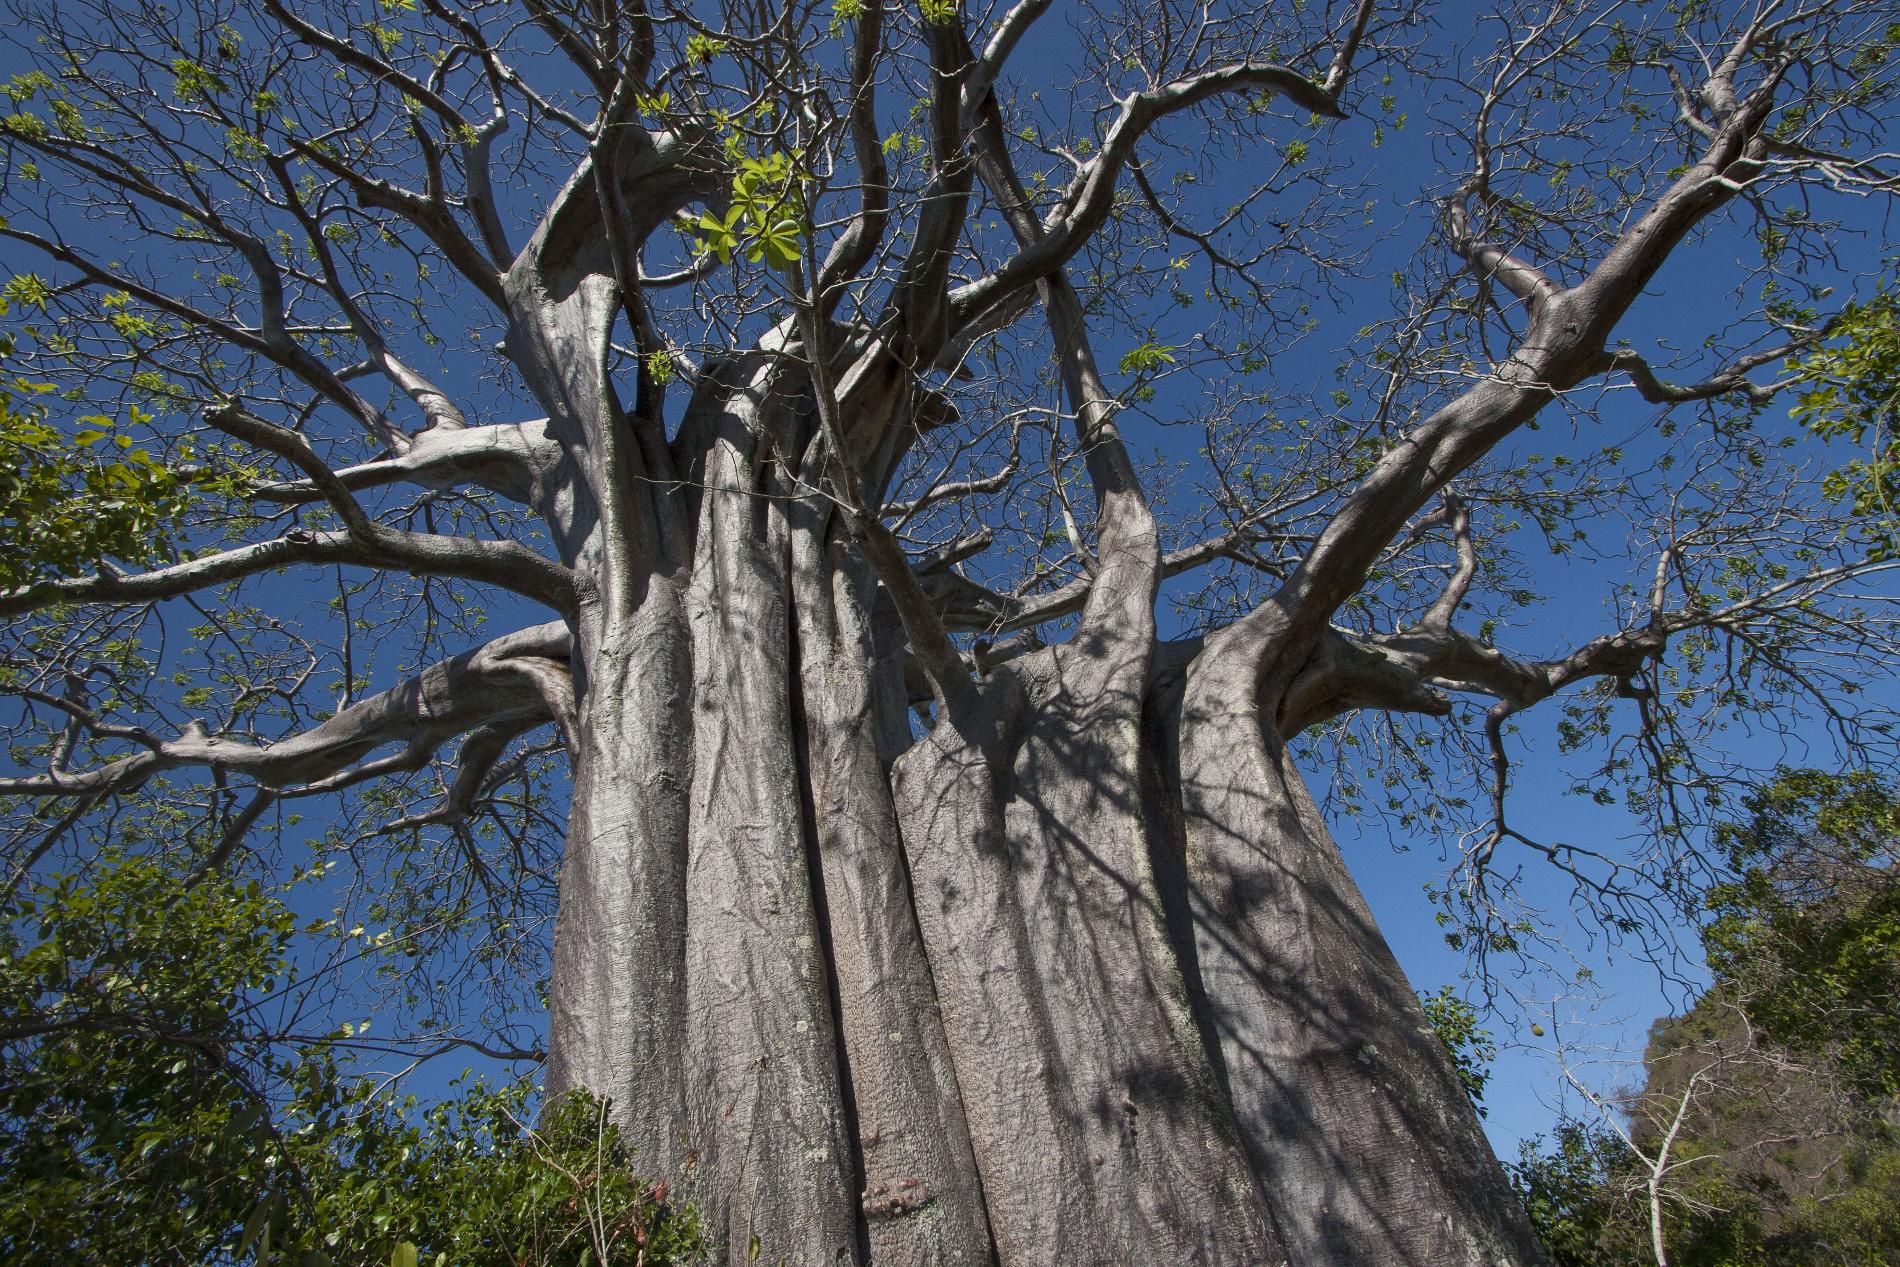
[
  {"xmin": 248, "ymin": 419, "xmax": 556, "ymax": 507},
  {"xmin": 949, "ymin": 55, "xmax": 1351, "ymax": 337},
  {"xmin": 0, "ymin": 623, "xmax": 569, "ymax": 801},
  {"xmin": 0, "ymin": 517, "xmax": 576, "ymax": 620}
]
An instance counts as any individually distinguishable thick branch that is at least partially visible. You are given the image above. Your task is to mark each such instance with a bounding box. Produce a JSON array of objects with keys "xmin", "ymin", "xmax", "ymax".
[
  {"xmin": 885, "ymin": 17, "xmax": 978, "ymax": 358},
  {"xmin": 1281, "ymin": 554, "xmax": 1900, "ymax": 735},
  {"xmin": 963, "ymin": 98, "xmax": 1158, "ymax": 637},
  {"xmin": 203, "ymin": 402, "xmax": 575, "ymax": 611},
  {"xmin": 249, "ymin": 419, "xmax": 555, "ymax": 507},
  {"xmin": 0, "ymin": 518, "xmax": 575, "ymax": 620},
  {"xmin": 374, "ymin": 718, "xmax": 542, "ymax": 834},
  {"xmin": 514, "ymin": 128, "xmax": 719, "ymax": 285},
  {"xmin": 0, "ymin": 624, "xmax": 570, "ymax": 801},
  {"xmin": 814, "ymin": 0, "xmax": 891, "ymax": 310},
  {"xmin": 1262, "ymin": 65, "xmax": 1788, "ymax": 656},
  {"xmin": 1444, "ymin": 195, "xmax": 1563, "ymax": 313}
]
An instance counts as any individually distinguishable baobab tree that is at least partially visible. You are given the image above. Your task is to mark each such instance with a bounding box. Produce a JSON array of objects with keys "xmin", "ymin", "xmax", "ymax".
[{"xmin": 1, "ymin": 0, "xmax": 1896, "ymax": 1263}]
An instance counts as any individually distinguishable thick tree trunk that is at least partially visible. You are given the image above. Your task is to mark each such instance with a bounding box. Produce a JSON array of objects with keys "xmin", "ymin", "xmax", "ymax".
[
  {"xmin": 545, "ymin": 575, "xmax": 692, "ymax": 1173},
  {"xmin": 1178, "ymin": 617, "xmax": 1544, "ymax": 1265},
  {"xmin": 541, "ymin": 369, "xmax": 1548, "ymax": 1266},
  {"xmin": 790, "ymin": 510, "xmax": 995, "ymax": 1265}
]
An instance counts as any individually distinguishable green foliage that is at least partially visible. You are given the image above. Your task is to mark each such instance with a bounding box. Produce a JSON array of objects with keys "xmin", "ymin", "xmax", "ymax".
[
  {"xmin": 683, "ymin": 33, "xmax": 726, "ymax": 66},
  {"xmin": 1512, "ymin": 769, "xmax": 1900, "ymax": 1267},
  {"xmin": 0, "ymin": 852, "xmax": 702, "ymax": 1266},
  {"xmin": 915, "ymin": 0, "xmax": 958, "ymax": 27},
  {"xmin": 1116, "ymin": 341, "xmax": 1177, "ymax": 375},
  {"xmin": 828, "ymin": 0, "xmax": 866, "ymax": 35},
  {"xmin": 0, "ymin": 368, "xmax": 205, "ymax": 589},
  {"xmin": 687, "ymin": 152, "xmax": 806, "ymax": 272},
  {"xmin": 0, "ymin": 295, "xmax": 247, "ymax": 590},
  {"xmin": 0, "ymin": 850, "xmax": 299, "ymax": 1262},
  {"xmin": 1704, "ymin": 767, "xmax": 1900, "ymax": 1097},
  {"xmin": 1791, "ymin": 287, "xmax": 1900, "ymax": 556},
  {"xmin": 1418, "ymin": 986, "xmax": 1496, "ymax": 1115},
  {"xmin": 1509, "ymin": 1121, "xmax": 1639, "ymax": 1267},
  {"xmin": 292, "ymin": 1078, "xmax": 705, "ymax": 1267}
]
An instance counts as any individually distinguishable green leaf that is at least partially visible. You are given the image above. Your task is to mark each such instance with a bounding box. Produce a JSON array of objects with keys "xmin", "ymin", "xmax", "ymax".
[
  {"xmin": 1117, "ymin": 342, "xmax": 1177, "ymax": 374},
  {"xmin": 237, "ymin": 1198, "xmax": 274, "ymax": 1257}
]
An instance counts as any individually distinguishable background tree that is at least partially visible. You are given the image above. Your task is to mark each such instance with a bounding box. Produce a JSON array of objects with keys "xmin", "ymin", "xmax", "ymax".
[
  {"xmin": 1, "ymin": 1, "xmax": 1897, "ymax": 1263},
  {"xmin": 1511, "ymin": 768, "xmax": 1900, "ymax": 1267}
]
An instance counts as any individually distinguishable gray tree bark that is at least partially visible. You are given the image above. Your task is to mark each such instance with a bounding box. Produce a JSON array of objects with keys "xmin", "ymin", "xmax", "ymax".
[{"xmin": 528, "ymin": 332, "xmax": 1547, "ymax": 1264}]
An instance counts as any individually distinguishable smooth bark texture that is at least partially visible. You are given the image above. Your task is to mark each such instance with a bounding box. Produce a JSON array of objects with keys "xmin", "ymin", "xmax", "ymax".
[
  {"xmin": 529, "ymin": 363, "xmax": 1544, "ymax": 1266},
  {"xmin": 1179, "ymin": 619, "xmax": 1538, "ymax": 1264}
]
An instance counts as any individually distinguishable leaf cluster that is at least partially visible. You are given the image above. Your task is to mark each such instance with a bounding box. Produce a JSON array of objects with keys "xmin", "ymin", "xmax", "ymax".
[
  {"xmin": 1792, "ymin": 288, "xmax": 1900, "ymax": 558},
  {"xmin": 687, "ymin": 152, "xmax": 807, "ymax": 272},
  {"xmin": 0, "ymin": 851, "xmax": 702, "ymax": 1266},
  {"xmin": 0, "ymin": 369, "xmax": 206, "ymax": 590},
  {"xmin": 1418, "ymin": 985, "xmax": 1497, "ymax": 1116}
]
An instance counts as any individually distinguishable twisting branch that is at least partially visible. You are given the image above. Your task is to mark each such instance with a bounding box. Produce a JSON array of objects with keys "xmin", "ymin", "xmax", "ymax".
[
  {"xmin": 374, "ymin": 719, "xmax": 542, "ymax": 836},
  {"xmin": 188, "ymin": 789, "xmax": 279, "ymax": 885},
  {"xmin": 1419, "ymin": 491, "xmax": 1478, "ymax": 630},
  {"xmin": 0, "ymin": 622, "xmax": 571, "ymax": 803},
  {"xmin": 1609, "ymin": 337, "xmax": 1816, "ymax": 405},
  {"xmin": 887, "ymin": 415, "xmax": 1030, "ymax": 522},
  {"xmin": 1443, "ymin": 191, "xmax": 1563, "ymax": 314},
  {"xmin": 262, "ymin": 154, "xmax": 469, "ymax": 436},
  {"xmin": 958, "ymin": 0, "xmax": 1054, "ymax": 134},
  {"xmin": 885, "ymin": 14, "xmax": 979, "ymax": 358},
  {"xmin": 255, "ymin": 0, "xmax": 509, "ymax": 302},
  {"xmin": 947, "ymin": 16, "xmax": 1370, "ymax": 339},
  {"xmin": 207, "ymin": 404, "xmax": 375, "ymax": 533},
  {"xmin": 248, "ymin": 419, "xmax": 556, "ymax": 507}
]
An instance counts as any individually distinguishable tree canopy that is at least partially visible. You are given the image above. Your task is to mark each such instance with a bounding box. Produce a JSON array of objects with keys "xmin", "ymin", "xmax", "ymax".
[{"xmin": 1, "ymin": 0, "xmax": 1897, "ymax": 1263}]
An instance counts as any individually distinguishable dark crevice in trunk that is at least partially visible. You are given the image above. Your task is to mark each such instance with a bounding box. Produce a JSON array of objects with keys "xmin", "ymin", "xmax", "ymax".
[
  {"xmin": 1140, "ymin": 640, "xmax": 1235, "ymax": 1111},
  {"xmin": 788, "ymin": 590, "xmax": 875, "ymax": 1267}
]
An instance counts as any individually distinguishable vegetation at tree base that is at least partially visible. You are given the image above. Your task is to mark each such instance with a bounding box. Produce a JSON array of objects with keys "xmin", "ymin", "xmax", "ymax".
[
  {"xmin": 0, "ymin": 850, "xmax": 702, "ymax": 1266},
  {"xmin": 1509, "ymin": 770, "xmax": 1900, "ymax": 1267},
  {"xmin": 0, "ymin": 0, "xmax": 1897, "ymax": 1262}
]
